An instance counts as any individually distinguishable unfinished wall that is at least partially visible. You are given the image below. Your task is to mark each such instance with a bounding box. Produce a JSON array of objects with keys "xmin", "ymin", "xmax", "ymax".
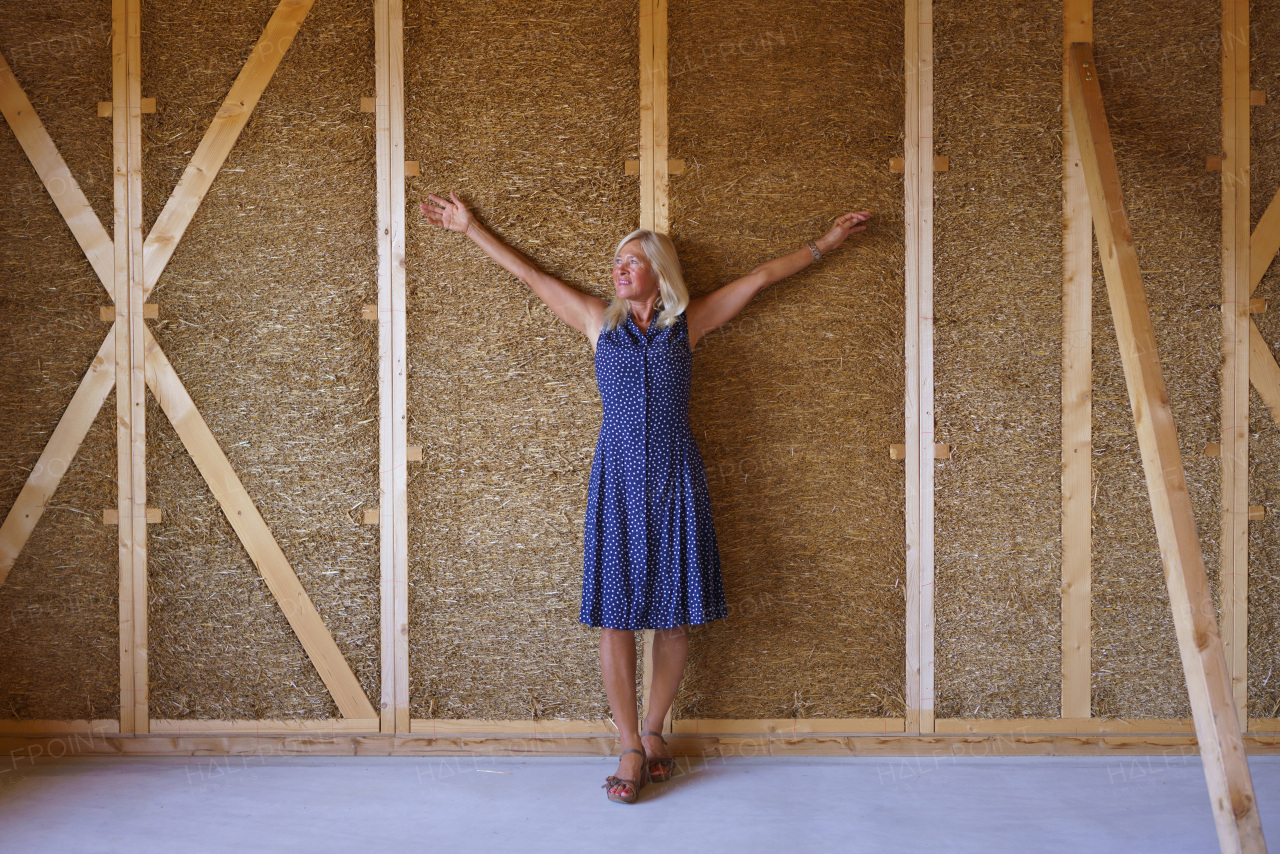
[
  {"xmin": 404, "ymin": 0, "xmax": 641, "ymax": 720},
  {"xmin": 932, "ymin": 1, "xmax": 1064, "ymax": 718},
  {"xmin": 1249, "ymin": 0, "xmax": 1280, "ymax": 721},
  {"xmin": 0, "ymin": 2, "xmax": 118, "ymax": 721},
  {"xmin": 668, "ymin": 0, "xmax": 906, "ymax": 720},
  {"xmin": 142, "ymin": 0, "xmax": 380, "ymax": 719}
]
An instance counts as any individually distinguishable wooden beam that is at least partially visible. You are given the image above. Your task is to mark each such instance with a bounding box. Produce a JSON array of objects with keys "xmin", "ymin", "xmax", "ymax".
[
  {"xmin": 1067, "ymin": 41, "xmax": 1264, "ymax": 851},
  {"xmin": 141, "ymin": 0, "xmax": 315, "ymax": 297},
  {"xmin": 904, "ymin": 0, "xmax": 935, "ymax": 736},
  {"xmin": 1061, "ymin": 0, "xmax": 1093, "ymax": 721},
  {"xmin": 1221, "ymin": 0, "xmax": 1251, "ymax": 734},
  {"xmin": 637, "ymin": 0, "xmax": 670, "ymax": 733},
  {"xmin": 141, "ymin": 328, "xmax": 376, "ymax": 721},
  {"xmin": 150, "ymin": 718, "xmax": 380, "ymax": 734},
  {"xmin": 0, "ymin": 50, "xmax": 115, "ymax": 299},
  {"xmin": 1250, "ymin": 184, "xmax": 1280, "ymax": 295},
  {"xmin": 112, "ymin": 0, "xmax": 148, "ymax": 736},
  {"xmin": 0, "ymin": 332, "xmax": 115, "ymax": 588},
  {"xmin": 375, "ymin": 0, "xmax": 409, "ymax": 735},
  {"xmin": 1249, "ymin": 320, "xmax": 1280, "ymax": 428}
]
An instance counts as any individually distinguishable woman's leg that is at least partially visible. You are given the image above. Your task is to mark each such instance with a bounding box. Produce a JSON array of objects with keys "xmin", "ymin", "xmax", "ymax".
[
  {"xmin": 600, "ymin": 628, "xmax": 644, "ymax": 792},
  {"xmin": 641, "ymin": 625, "xmax": 689, "ymax": 764}
]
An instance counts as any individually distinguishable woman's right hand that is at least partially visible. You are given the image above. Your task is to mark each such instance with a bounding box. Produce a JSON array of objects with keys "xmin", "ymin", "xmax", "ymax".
[{"xmin": 420, "ymin": 191, "xmax": 474, "ymax": 235}]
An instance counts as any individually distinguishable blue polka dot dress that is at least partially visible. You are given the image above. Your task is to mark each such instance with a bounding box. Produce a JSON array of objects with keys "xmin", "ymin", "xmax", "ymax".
[{"xmin": 579, "ymin": 309, "xmax": 729, "ymax": 630}]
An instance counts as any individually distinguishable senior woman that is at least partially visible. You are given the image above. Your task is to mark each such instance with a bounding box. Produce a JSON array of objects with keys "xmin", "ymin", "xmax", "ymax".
[{"xmin": 420, "ymin": 192, "xmax": 870, "ymax": 803}]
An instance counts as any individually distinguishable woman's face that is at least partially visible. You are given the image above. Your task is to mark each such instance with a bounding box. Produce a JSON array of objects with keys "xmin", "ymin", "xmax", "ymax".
[{"xmin": 613, "ymin": 240, "xmax": 659, "ymax": 303}]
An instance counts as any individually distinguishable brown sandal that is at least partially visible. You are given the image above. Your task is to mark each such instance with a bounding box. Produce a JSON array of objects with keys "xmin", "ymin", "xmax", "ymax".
[
  {"xmin": 641, "ymin": 730, "xmax": 675, "ymax": 782},
  {"xmin": 602, "ymin": 747, "xmax": 648, "ymax": 803}
]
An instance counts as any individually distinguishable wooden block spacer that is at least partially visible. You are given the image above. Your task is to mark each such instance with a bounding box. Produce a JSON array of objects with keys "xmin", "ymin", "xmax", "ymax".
[
  {"xmin": 362, "ymin": 508, "xmax": 380, "ymax": 525},
  {"xmin": 890, "ymin": 443, "xmax": 951, "ymax": 460},
  {"xmin": 103, "ymin": 507, "xmax": 162, "ymax": 525},
  {"xmin": 625, "ymin": 158, "xmax": 686, "ymax": 176},
  {"xmin": 404, "ymin": 161, "xmax": 420, "ymax": 177},
  {"xmin": 407, "ymin": 445, "xmax": 423, "ymax": 462},
  {"xmin": 98, "ymin": 97, "xmax": 156, "ymax": 117},
  {"xmin": 1250, "ymin": 298, "xmax": 1266, "ymax": 314},
  {"xmin": 1250, "ymin": 90, "xmax": 1267, "ymax": 106},
  {"xmin": 889, "ymin": 156, "xmax": 948, "ymax": 173},
  {"xmin": 1248, "ymin": 505, "xmax": 1266, "ymax": 522},
  {"xmin": 1207, "ymin": 155, "xmax": 1223, "ymax": 171},
  {"xmin": 359, "ymin": 96, "xmax": 376, "ymax": 113},
  {"xmin": 101, "ymin": 305, "xmax": 158, "ymax": 321},
  {"xmin": 1204, "ymin": 442, "xmax": 1221, "ymax": 458},
  {"xmin": 362, "ymin": 304, "xmax": 378, "ymax": 320}
]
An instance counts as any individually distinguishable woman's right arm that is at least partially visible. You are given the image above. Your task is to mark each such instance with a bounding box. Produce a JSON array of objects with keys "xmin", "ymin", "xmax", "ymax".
[{"xmin": 420, "ymin": 192, "xmax": 605, "ymax": 339}]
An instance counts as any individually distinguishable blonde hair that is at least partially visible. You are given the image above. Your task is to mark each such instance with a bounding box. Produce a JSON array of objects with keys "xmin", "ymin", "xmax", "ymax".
[{"xmin": 601, "ymin": 229, "xmax": 689, "ymax": 332}]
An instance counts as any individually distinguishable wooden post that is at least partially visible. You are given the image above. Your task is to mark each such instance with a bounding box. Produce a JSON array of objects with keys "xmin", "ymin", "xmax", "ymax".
[
  {"xmin": 112, "ymin": 0, "xmax": 148, "ymax": 736},
  {"xmin": 904, "ymin": 0, "xmax": 935, "ymax": 735},
  {"xmin": 1067, "ymin": 41, "xmax": 1265, "ymax": 852},
  {"xmin": 375, "ymin": 0, "xmax": 410, "ymax": 735},
  {"xmin": 637, "ymin": 0, "xmax": 670, "ymax": 733},
  {"xmin": 1220, "ymin": 0, "xmax": 1250, "ymax": 733},
  {"xmin": 1060, "ymin": 0, "xmax": 1093, "ymax": 721}
]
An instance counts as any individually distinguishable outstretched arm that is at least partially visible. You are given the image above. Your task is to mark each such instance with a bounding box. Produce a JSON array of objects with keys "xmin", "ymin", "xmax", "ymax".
[
  {"xmin": 686, "ymin": 210, "xmax": 871, "ymax": 347},
  {"xmin": 420, "ymin": 192, "xmax": 605, "ymax": 337}
]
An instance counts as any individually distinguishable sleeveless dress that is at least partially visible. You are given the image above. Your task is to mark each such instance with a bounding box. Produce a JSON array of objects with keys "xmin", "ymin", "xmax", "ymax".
[{"xmin": 579, "ymin": 309, "xmax": 729, "ymax": 630}]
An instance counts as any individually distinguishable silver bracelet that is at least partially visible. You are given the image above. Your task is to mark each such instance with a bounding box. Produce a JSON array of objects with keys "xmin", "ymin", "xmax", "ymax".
[{"xmin": 806, "ymin": 240, "xmax": 822, "ymax": 261}]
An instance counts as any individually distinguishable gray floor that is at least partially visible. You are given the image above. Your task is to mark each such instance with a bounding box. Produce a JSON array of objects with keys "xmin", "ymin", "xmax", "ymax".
[{"xmin": 1, "ymin": 753, "xmax": 1278, "ymax": 853}]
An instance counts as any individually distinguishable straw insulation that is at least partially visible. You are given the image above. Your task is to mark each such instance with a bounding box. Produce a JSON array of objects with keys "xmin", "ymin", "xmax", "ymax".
[
  {"xmin": 0, "ymin": 2, "xmax": 118, "ymax": 721},
  {"xmin": 931, "ymin": 2, "xmax": 1066, "ymax": 719},
  {"xmin": 1249, "ymin": 0, "xmax": 1280, "ymax": 721},
  {"xmin": 142, "ymin": 0, "xmax": 381, "ymax": 719},
  {"xmin": 404, "ymin": 0, "xmax": 641, "ymax": 719},
  {"xmin": 1087, "ymin": 0, "xmax": 1223, "ymax": 719},
  {"xmin": 667, "ymin": 0, "xmax": 906, "ymax": 719}
]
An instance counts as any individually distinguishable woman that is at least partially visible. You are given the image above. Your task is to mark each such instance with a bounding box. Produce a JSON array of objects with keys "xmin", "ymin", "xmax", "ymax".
[{"xmin": 420, "ymin": 192, "xmax": 871, "ymax": 803}]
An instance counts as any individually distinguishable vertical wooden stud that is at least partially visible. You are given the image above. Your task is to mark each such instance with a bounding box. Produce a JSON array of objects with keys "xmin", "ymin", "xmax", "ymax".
[{"xmin": 904, "ymin": 0, "xmax": 935, "ymax": 735}]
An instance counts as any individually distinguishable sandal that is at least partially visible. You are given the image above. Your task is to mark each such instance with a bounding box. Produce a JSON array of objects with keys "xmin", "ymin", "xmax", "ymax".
[
  {"xmin": 602, "ymin": 747, "xmax": 648, "ymax": 803},
  {"xmin": 641, "ymin": 730, "xmax": 675, "ymax": 782}
]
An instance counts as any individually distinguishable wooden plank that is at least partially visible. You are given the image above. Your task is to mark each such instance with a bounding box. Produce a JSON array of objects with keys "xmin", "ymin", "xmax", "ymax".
[
  {"xmin": 112, "ymin": 0, "xmax": 148, "ymax": 736},
  {"xmin": 411, "ymin": 719, "xmax": 620, "ymax": 736},
  {"xmin": 0, "ymin": 720, "xmax": 119, "ymax": 735},
  {"xmin": 904, "ymin": 0, "xmax": 935, "ymax": 735},
  {"xmin": 1250, "ymin": 184, "xmax": 1280, "ymax": 295},
  {"xmin": 374, "ymin": 0, "xmax": 409, "ymax": 735},
  {"xmin": 671, "ymin": 718, "xmax": 907, "ymax": 735},
  {"xmin": 141, "ymin": 0, "xmax": 315, "ymax": 296},
  {"xmin": 1249, "ymin": 320, "xmax": 1280, "ymax": 427},
  {"xmin": 150, "ymin": 719, "xmax": 380, "ymax": 734},
  {"xmin": 0, "ymin": 331, "xmax": 115, "ymax": 588},
  {"xmin": 636, "ymin": 0, "xmax": 670, "ymax": 732},
  {"xmin": 1220, "ymin": 0, "xmax": 1251, "ymax": 734},
  {"xmin": 141, "ymin": 327, "xmax": 376, "ymax": 720},
  {"xmin": 938, "ymin": 718, "xmax": 1197, "ymax": 734},
  {"xmin": 1067, "ymin": 41, "xmax": 1264, "ymax": 851},
  {"xmin": 0, "ymin": 51, "xmax": 115, "ymax": 299},
  {"xmin": 3, "ymin": 732, "xmax": 1280, "ymax": 758},
  {"xmin": 1060, "ymin": 0, "xmax": 1093, "ymax": 722}
]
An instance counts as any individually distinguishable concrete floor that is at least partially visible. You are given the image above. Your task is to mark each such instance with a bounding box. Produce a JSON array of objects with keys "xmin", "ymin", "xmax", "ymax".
[{"xmin": 0, "ymin": 753, "xmax": 1278, "ymax": 853}]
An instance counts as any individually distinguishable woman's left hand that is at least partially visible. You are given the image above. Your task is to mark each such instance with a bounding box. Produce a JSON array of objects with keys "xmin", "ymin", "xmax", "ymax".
[{"xmin": 815, "ymin": 211, "xmax": 872, "ymax": 255}]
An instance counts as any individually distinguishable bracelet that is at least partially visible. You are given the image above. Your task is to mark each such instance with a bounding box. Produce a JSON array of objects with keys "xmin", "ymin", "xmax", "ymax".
[{"xmin": 806, "ymin": 240, "xmax": 822, "ymax": 261}]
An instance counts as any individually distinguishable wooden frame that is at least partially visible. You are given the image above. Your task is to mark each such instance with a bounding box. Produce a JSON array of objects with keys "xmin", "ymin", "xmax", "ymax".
[
  {"xmin": 1067, "ymin": 40, "xmax": 1263, "ymax": 850},
  {"xmin": 904, "ymin": 0, "xmax": 935, "ymax": 736}
]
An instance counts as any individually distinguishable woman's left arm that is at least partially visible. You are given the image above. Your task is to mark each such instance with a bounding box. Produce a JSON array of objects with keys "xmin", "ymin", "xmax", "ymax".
[{"xmin": 686, "ymin": 210, "xmax": 872, "ymax": 346}]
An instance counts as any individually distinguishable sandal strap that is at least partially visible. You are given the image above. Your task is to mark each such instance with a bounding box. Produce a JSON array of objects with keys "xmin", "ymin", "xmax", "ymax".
[
  {"xmin": 620, "ymin": 747, "xmax": 645, "ymax": 758},
  {"xmin": 640, "ymin": 730, "xmax": 667, "ymax": 742}
]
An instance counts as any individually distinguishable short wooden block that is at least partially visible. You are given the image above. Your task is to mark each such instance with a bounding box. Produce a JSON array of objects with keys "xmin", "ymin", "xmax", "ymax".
[
  {"xmin": 1249, "ymin": 505, "xmax": 1266, "ymax": 522},
  {"xmin": 1250, "ymin": 298, "xmax": 1267, "ymax": 314},
  {"xmin": 361, "ymin": 304, "xmax": 378, "ymax": 320},
  {"xmin": 101, "ymin": 305, "xmax": 159, "ymax": 321},
  {"xmin": 668, "ymin": 158, "xmax": 686, "ymax": 175},
  {"xmin": 362, "ymin": 508, "xmax": 379, "ymax": 525},
  {"xmin": 407, "ymin": 445, "xmax": 423, "ymax": 462},
  {"xmin": 934, "ymin": 155, "xmax": 949, "ymax": 172},
  {"xmin": 103, "ymin": 507, "xmax": 162, "ymax": 525},
  {"xmin": 625, "ymin": 159, "xmax": 685, "ymax": 176},
  {"xmin": 889, "ymin": 156, "xmax": 905, "ymax": 173},
  {"xmin": 890, "ymin": 443, "xmax": 951, "ymax": 460},
  {"xmin": 404, "ymin": 160, "xmax": 420, "ymax": 177},
  {"xmin": 360, "ymin": 96, "xmax": 376, "ymax": 113},
  {"xmin": 1204, "ymin": 442, "xmax": 1221, "ymax": 458},
  {"xmin": 1251, "ymin": 90, "xmax": 1267, "ymax": 106},
  {"xmin": 1206, "ymin": 155, "xmax": 1223, "ymax": 171},
  {"xmin": 98, "ymin": 98, "xmax": 155, "ymax": 116}
]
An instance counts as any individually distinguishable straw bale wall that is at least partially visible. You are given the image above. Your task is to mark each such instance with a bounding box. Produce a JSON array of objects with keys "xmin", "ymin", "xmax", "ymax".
[
  {"xmin": 0, "ymin": 2, "xmax": 117, "ymax": 721},
  {"xmin": 141, "ymin": 0, "xmax": 381, "ymax": 719},
  {"xmin": 667, "ymin": 0, "xmax": 906, "ymax": 719},
  {"xmin": 403, "ymin": 0, "xmax": 641, "ymax": 719},
  {"xmin": 1250, "ymin": 0, "xmax": 1280, "ymax": 721}
]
